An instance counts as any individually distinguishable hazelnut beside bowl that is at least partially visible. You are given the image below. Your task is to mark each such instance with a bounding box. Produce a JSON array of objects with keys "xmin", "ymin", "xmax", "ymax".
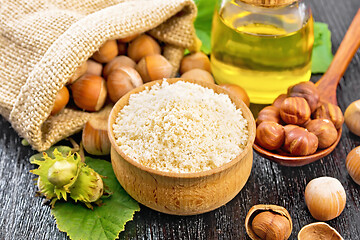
[{"xmin": 108, "ymin": 78, "xmax": 255, "ymax": 215}]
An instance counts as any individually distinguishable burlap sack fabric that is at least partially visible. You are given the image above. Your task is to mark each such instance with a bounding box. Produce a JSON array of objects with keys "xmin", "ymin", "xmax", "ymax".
[{"xmin": 0, "ymin": 0, "xmax": 197, "ymax": 151}]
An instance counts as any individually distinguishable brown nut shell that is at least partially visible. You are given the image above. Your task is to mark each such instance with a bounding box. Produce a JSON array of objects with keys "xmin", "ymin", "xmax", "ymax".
[
  {"xmin": 305, "ymin": 119, "xmax": 338, "ymax": 149},
  {"xmin": 288, "ymin": 81, "xmax": 320, "ymax": 113},
  {"xmin": 280, "ymin": 97, "xmax": 311, "ymax": 125},
  {"xmin": 127, "ymin": 35, "xmax": 161, "ymax": 62},
  {"xmin": 103, "ymin": 56, "xmax": 136, "ymax": 78},
  {"xmin": 256, "ymin": 106, "xmax": 281, "ymax": 126},
  {"xmin": 92, "ymin": 40, "xmax": 118, "ymax": 63},
  {"xmin": 180, "ymin": 52, "xmax": 211, "ymax": 74},
  {"xmin": 256, "ymin": 121, "xmax": 285, "ymax": 150},
  {"xmin": 298, "ymin": 222, "xmax": 344, "ymax": 240},
  {"xmin": 136, "ymin": 54, "xmax": 173, "ymax": 83},
  {"xmin": 245, "ymin": 204, "xmax": 292, "ymax": 240},
  {"xmin": 283, "ymin": 127, "xmax": 318, "ymax": 156},
  {"xmin": 219, "ymin": 83, "xmax": 250, "ymax": 107},
  {"xmin": 51, "ymin": 86, "xmax": 69, "ymax": 115},
  {"xmin": 313, "ymin": 103, "xmax": 344, "ymax": 129},
  {"xmin": 346, "ymin": 146, "xmax": 360, "ymax": 185},
  {"xmin": 181, "ymin": 68, "xmax": 215, "ymax": 84},
  {"xmin": 272, "ymin": 94, "xmax": 287, "ymax": 109},
  {"xmin": 344, "ymin": 99, "xmax": 360, "ymax": 136},
  {"xmin": 86, "ymin": 60, "xmax": 103, "ymax": 76}
]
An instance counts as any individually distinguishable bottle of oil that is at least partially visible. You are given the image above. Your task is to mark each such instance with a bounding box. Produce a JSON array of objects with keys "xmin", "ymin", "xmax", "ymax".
[{"xmin": 211, "ymin": 0, "xmax": 314, "ymax": 104}]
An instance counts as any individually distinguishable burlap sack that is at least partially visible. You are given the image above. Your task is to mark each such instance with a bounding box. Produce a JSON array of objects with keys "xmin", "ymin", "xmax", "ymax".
[{"xmin": 0, "ymin": 0, "xmax": 197, "ymax": 151}]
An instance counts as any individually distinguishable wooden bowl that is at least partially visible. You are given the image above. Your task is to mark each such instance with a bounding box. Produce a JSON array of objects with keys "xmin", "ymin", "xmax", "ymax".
[{"xmin": 108, "ymin": 78, "xmax": 256, "ymax": 215}]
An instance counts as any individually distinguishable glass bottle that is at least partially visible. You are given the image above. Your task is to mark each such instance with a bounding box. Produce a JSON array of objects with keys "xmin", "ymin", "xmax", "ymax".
[{"xmin": 211, "ymin": 0, "xmax": 314, "ymax": 104}]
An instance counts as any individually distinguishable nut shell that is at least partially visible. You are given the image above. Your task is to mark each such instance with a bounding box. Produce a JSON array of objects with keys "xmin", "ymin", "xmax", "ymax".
[
  {"xmin": 256, "ymin": 121, "xmax": 285, "ymax": 150},
  {"xmin": 288, "ymin": 81, "xmax": 320, "ymax": 113},
  {"xmin": 127, "ymin": 35, "xmax": 161, "ymax": 62},
  {"xmin": 51, "ymin": 86, "xmax": 69, "ymax": 115},
  {"xmin": 245, "ymin": 204, "xmax": 292, "ymax": 240},
  {"xmin": 181, "ymin": 68, "xmax": 215, "ymax": 84},
  {"xmin": 256, "ymin": 106, "xmax": 281, "ymax": 126},
  {"xmin": 219, "ymin": 83, "xmax": 250, "ymax": 107},
  {"xmin": 86, "ymin": 60, "xmax": 103, "ymax": 76},
  {"xmin": 280, "ymin": 97, "xmax": 311, "ymax": 125},
  {"xmin": 136, "ymin": 54, "xmax": 173, "ymax": 83},
  {"xmin": 313, "ymin": 103, "xmax": 344, "ymax": 129},
  {"xmin": 283, "ymin": 127, "xmax": 318, "ymax": 156},
  {"xmin": 346, "ymin": 146, "xmax": 360, "ymax": 185},
  {"xmin": 305, "ymin": 119, "xmax": 338, "ymax": 149},
  {"xmin": 298, "ymin": 222, "xmax": 344, "ymax": 240},
  {"xmin": 344, "ymin": 99, "xmax": 360, "ymax": 136},
  {"xmin": 305, "ymin": 176, "xmax": 346, "ymax": 221},
  {"xmin": 180, "ymin": 52, "xmax": 211, "ymax": 74},
  {"xmin": 92, "ymin": 40, "xmax": 118, "ymax": 63},
  {"xmin": 103, "ymin": 56, "xmax": 136, "ymax": 78}
]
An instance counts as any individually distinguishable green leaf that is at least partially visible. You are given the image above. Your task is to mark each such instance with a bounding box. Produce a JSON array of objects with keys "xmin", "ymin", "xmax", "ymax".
[
  {"xmin": 193, "ymin": 0, "xmax": 217, "ymax": 54},
  {"xmin": 29, "ymin": 146, "xmax": 73, "ymax": 163},
  {"xmin": 51, "ymin": 157, "xmax": 140, "ymax": 240},
  {"xmin": 311, "ymin": 22, "xmax": 333, "ymax": 73}
]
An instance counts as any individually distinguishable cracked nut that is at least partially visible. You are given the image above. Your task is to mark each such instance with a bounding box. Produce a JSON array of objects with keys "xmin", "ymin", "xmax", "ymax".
[{"xmin": 298, "ymin": 222, "xmax": 343, "ymax": 240}]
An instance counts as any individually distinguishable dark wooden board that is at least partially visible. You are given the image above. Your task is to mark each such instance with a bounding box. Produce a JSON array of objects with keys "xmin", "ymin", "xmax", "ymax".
[{"xmin": 1, "ymin": 0, "xmax": 360, "ymax": 239}]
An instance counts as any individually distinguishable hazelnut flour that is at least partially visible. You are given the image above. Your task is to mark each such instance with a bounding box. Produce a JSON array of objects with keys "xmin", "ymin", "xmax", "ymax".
[{"xmin": 113, "ymin": 80, "xmax": 248, "ymax": 173}]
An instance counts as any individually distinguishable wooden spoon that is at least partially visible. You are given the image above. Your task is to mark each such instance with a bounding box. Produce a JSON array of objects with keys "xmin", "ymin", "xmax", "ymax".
[{"xmin": 253, "ymin": 9, "xmax": 360, "ymax": 167}]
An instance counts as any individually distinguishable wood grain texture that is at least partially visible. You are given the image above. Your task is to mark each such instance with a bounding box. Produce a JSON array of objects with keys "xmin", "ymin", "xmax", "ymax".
[{"xmin": 1, "ymin": 0, "xmax": 360, "ymax": 239}]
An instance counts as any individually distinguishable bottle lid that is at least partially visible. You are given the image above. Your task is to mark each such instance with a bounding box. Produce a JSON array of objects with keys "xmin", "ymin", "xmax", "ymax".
[{"xmin": 238, "ymin": 0, "xmax": 298, "ymax": 7}]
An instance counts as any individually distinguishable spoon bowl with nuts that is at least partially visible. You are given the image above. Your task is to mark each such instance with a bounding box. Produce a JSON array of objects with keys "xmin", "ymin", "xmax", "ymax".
[{"xmin": 253, "ymin": 9, "xmax": 360, "ymax": 166}]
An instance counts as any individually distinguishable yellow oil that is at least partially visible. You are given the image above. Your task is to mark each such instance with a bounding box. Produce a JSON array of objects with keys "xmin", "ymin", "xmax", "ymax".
[{"xmin": 211, "ymin": 1, "xmax": 314, "ymax": 104}]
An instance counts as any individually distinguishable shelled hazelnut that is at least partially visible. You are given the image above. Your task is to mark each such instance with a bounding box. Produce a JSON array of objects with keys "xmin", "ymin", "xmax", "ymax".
[
  {"xmin": 313, "ymin": 102, "xmax": 344, "ymax": 129},
  {"xmin": 256, "ymin": 121, "xmax": 285, "ymax": 150},
  {"xmin": 305, "ymin": 119, "xmax": 337, "ymax": 149},
  {"xmin": 280, "ymin": 97, "xmax": 311, "ymax": 125},
  {"xmin": 288, "ymin": 81, "xmax": 319, "ymax": 113},
  {"xmin": 256, "ymin": 106, "xmax": 281, "ymax": 126}
]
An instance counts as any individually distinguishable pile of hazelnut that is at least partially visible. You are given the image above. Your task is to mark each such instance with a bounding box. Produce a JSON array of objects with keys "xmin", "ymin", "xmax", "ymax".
[
  {"xmin": 255, "ymin": 81, "xmax": 344, "ymax": 156},
  {"xmin": 50, "ymin": 33, "xmax": 250, "ymax": 156}
]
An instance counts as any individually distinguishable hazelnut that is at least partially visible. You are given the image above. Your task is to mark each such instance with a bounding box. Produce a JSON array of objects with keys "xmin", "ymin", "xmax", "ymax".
[
  {"xmin": 256, "ymin": 121, "xmax": 285, "ymax": 150},
  {"xmin": 181, "ymin": 68, "xmax": 215, "ymax": 84},
  {"xmin": 219, "ymin": 83, "xmax": 250, "ymax": 107},
  {"xmin": 256, "ymin": 106, "xmax": 281, "ymax": 126},
  {"xmin": 67, "ymin": 61, "xmax": 88, "ymax": 84},
  {"xmin": 283, "ymin": 126, "xmax": 318, "ymax": 156},
  {"xmin": 71, "ymin": 74, "xmax": 107, "ymax": 112},
  {"xmin": 344, "ymin": 99, "xmax": 360, "ymax": 136},
  {"xmin": 107, "ymin": 66, "xmax": 143, "ymax": 103},
  {"xmin": 86, "ymin": 60, "xmax": 103, "ymax": 76},
  {"xmin": 280, "ymin": 97, "xmax": 311, "ymax": 125},
  {"xmin": 272, "ymin": 94, "xmax": 287, "ymax": 109},
  {"xmin": 298, "ymin": 222, "xmax": 344, "ymax": 240},
  {"xmin": 245, "ymin": 204, "xmax": 292, "ymax": 240},
  {"xmin": 136, "ymin": 54, "xmax": 173, "ymax": 83},
  {"xmin": 346, "ymin": 146, "xmax": 360, "ymax": 185},
  {"xmin": 118, "ymin": 33, "xmax": 140, "ymax": 43},
  {"xmin": 288, "ymin": 81, "xmax": 320, "ymax": 113},
  {"xmin": 313, "ymin": 102, "xmax": 344, "ymax": 129},
  {"xmin": 127, "ymin": 35, "xmax": 161, "ymax": 62},
  {"xmin": 92, "ymin": 40, "xmax": 118, "ymax": 63},
  {"xmin": 305, "ymin": 176, "xmax": 346, "ymax": 221},
  {"xmin": 305, "ymin": 119, "xmax": 338, "ymax": 149},
  {"xmin": 103, "ymin": 56, "xmax": 136, "ymax": 78},
  {"xmin": 180, "ymin": 52, "xmax": 211, "ymax": 74},
  {"xmin": 51, "ymin": 86, "xmax": 69, "ymax": 115}
]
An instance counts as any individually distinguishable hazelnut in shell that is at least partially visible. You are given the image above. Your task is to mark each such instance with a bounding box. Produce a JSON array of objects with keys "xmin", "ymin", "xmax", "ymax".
[
  {"xmin": 280, "ymin": 97, "xmax": 311, "ymax": 125},
  {"xmin": 346, "ymin": 146, "xmax": 360, "ymax": 185},
  {"xmin": 118, "ymin": 33, "xmax": 140, "ymax": 43},
  {"xmin": 305, "ymin": 119, "xmax": 338, "ymax": 149},
  {"xmin": 51, "ymin": 86, "xmax": 69, "ymax": 116},
  {"xmin": 344, "ymin": 99, "xmax": 360, "ymax": 136},
  {"xmin": 305, "ymin": 176, "xmax": 346, "ymax": 221},
  {"xmin": 107, "ymin": 66, "xmax": 143, "ymax": 103},
  {"xmin": 180, "ymin": 52, "xmax": 211, "ymax": 74},
  {"xmin": 256, "ymin": 106, "xmax": 281, "ymax": 126},
  {"xmin": 86, "ymin": 60, "xmax": 103, "ymax": 76},
  {"xmin": 283, "ymin": 126, "xmax": 318, "ymax": 156},
  {"xmin": 219, "ymin": 83, "xmax": 250, "ymax": 107},
  {"xmin": 288, "ymin": 81, "xmax": 320, "ymax": 113},
  {"xmin": 82, "ymin": 110, "xmax": 111, "ymax": 156},
  {"xmin": 127, "ymin": 35, "xmax": 161, "ymax": 62},
  {"xmin": 313, "ymin": 102, "xmax": 344, "ymax": 129},
  {"xmin": 136, "ymin": 54, "xmax": 173, "ymax": 83},
  {"xmin": 103, "ymin": 56, "xmax": 136, "ymax": 78},
  {"xmin": 298, "ymin": 222, "xmax": 344, "ymax": 240},
  {"xmin": 256, "ymin": 121, "xmax": 285, "ymax": 150},
  {"xmin": 181, "ymin": 68, "xmax": 215, "ymax": 84},
  {"xmin": 71, "ymin": 74, "xmax": 107, "ymax": 112},
  {"xmin": 245, "ymin": 204, "xmax": 292, "ymax": 240},
  {"xmin": 92, "ymin": 40, "xmax": 118, "ymax": 63}
]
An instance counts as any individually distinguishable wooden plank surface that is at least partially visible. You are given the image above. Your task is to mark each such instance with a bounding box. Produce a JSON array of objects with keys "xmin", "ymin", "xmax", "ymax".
[{"xmin": 1, "ymin": 0, "xmax": 360, "ymax": 239}]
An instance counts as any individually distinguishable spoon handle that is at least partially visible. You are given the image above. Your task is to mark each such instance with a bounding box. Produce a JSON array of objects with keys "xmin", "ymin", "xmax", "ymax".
[{"xmin": 315, "ymin": 8, "xmax": 360, "ymax": 104}]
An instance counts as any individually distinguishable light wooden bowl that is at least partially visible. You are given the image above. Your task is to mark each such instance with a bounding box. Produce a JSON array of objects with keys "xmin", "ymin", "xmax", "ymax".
[{"xmin": 108, "ymin": 78, "xmax": 256, "ymax": 215}]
